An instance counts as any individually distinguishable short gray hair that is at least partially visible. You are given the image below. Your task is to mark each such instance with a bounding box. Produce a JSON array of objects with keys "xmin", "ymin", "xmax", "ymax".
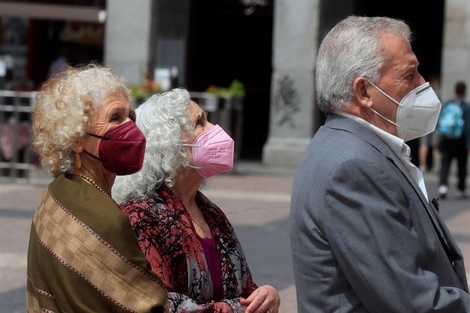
[{"xmin": 315, "ymin": 16, "xmax": 411, "ymax": 113}]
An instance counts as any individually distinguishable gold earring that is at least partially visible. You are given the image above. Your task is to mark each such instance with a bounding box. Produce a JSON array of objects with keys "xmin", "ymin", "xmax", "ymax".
[{"xmin": 75, "ymin": 152, "xmax": 81, "ymax": 169}]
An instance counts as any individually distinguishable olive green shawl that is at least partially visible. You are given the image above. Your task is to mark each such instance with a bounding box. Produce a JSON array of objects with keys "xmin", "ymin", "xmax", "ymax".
[{"xmin": 27, "ymin": 174, "xmax": 168, "ymax": 312}]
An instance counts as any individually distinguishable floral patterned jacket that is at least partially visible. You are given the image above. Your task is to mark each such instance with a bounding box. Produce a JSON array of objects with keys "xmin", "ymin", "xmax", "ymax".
[{"xmin": 120, "ymin": 185, "xmax": 257, "ymax": 312}]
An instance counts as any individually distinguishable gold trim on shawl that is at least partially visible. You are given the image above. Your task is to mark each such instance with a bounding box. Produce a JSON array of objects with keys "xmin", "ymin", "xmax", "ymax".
[{"xmin": 32, "ymin": 191, "xmax": 166, "ymax": 312}]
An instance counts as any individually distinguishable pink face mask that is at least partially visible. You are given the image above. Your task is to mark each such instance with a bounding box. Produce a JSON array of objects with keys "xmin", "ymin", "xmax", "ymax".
[{"xmin": 187, "ymin": 125, "xmax": 234, "ymax": 178}]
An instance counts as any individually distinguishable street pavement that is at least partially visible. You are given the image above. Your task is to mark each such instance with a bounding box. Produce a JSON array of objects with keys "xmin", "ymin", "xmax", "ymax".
[{"xmin": 1, "ymin": 161, "xmax": 470, "ymax": 312}]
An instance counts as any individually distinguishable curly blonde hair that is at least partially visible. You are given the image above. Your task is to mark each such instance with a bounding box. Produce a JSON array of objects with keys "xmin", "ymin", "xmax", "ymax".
[{"xmin": 32, "ymin": 64, "xmax": 130, "ymax": 177}]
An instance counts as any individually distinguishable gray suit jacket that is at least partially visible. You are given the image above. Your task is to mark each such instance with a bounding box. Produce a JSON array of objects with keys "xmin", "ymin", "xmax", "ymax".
[{"xmin": 289, "ymin": 114, "xmax": 470, "ymax": 312}]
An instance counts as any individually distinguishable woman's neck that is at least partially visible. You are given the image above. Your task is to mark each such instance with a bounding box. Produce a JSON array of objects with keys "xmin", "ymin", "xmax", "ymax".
[{"xmin": 73, "ymin": 168, "xmax": 115, "ymax": 197}]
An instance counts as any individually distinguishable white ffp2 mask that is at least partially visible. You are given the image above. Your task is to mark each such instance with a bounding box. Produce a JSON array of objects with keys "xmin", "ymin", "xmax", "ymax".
[{"xmin": 369, "ymin": 81, "xmax": 442, "ymax": 142}]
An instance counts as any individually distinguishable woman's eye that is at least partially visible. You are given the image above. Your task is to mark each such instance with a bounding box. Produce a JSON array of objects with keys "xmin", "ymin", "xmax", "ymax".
[{"xmin": 197, "ymin": 112, "xmax": 208, "ymax": 126}]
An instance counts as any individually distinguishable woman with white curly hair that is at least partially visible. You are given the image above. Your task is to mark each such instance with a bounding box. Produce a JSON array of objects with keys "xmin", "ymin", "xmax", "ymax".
[
  {"xmin": 113, "ymin": 88, "xmax": 280, "ymax": 313},
  {"xmin": 27, "ymin": 64, "xmax": 168, "ymax": 312}
]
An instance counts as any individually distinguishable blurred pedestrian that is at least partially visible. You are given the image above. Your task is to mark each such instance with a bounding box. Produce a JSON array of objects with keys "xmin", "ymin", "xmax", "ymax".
[
  {"xmin": 48, "ymin": 44, "xmax": 70, "ymax": 75},
  {"xmin": 27, "ymin": 64, "xmax": 168, "ymax": 312},
  {"xmin": 290, "ymin": 16, "xmax": 470, "ymax": 312},
  {"xmin": 437, "ymin": 81, "xmax": 470, "ymax": 199},
  {"xmin": 419, "ymin": 74, "xmax": 441, "ymax": 172},
  {"xmin": 113, "ymin": 88, "xmax": 280, "ymax": 313}
]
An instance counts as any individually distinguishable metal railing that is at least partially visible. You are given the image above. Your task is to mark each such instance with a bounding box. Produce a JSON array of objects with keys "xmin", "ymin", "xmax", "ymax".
[
  {"xmin": 0, "ymin": 90, "xmax": 244, "ymax": 184},
  {"xmin": 0, "ymin": 90, "xmax": 51, "ymax": 184}
]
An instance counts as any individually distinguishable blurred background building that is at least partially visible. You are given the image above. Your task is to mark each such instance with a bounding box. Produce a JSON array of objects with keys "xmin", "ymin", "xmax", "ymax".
[{"xmin": 0, "ymin": 0, "xmax": 466, "ymax": 172}]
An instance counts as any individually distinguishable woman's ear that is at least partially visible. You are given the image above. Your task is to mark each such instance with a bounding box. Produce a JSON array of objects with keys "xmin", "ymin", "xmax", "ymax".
[
  {"xmin": 71, "ymin": 140, "xmax": 83, "ymax": 154},
  {"xmin": 353, "ymin": 76, "xmax": 373, "ymax": 108}
]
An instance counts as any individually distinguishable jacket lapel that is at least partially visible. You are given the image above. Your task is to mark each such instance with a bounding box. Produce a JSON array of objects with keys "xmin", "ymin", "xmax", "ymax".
[{"xmin": 326, "ymin": 114, "xmax": 467, "ymax": 288}]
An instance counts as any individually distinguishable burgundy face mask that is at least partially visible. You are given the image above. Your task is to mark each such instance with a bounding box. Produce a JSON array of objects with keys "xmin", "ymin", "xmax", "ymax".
[{"xmin": 84, "ymin": 120, "xmax": 146, "ymax": 175}]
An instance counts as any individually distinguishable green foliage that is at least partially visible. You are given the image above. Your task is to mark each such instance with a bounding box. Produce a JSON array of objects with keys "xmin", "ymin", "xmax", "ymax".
[{"xmin": 206, "ymin": 79, "xmax": 245, "ymax": 98}]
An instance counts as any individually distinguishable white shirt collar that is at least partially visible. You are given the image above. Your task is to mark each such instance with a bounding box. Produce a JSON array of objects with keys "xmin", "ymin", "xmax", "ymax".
[
  {"xmin": 334, "ymin": 112, "xmax": 428, "ymax": 200},
  {"xmin": 335, "ymin": 111, "xmax": 404, "ymax": 156}
]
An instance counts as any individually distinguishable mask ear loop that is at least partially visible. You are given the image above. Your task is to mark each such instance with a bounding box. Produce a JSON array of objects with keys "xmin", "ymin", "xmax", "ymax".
[
  {"xmin": 87, "ymin": 132, "xmax": 111, "ymax": 140},
  {"xmin": 369, "ymin": 107, "xmax": 399, "ymax": 127},
  {"xmin": 181, "ymin": 143, "xmax": 203, "ymax": 170},
  {"xmin": 81, "ymin": 132, "xmax": 109, "ymax": 162},
  {"xmin": 367, "ymin": 80, "xmax": 402, "ymax": 106},
  {"xmin": 83, "ymin": 149, "xmax": 106, "ymax": 162},
  {"xmin": 367, "ymin": 80, "xmax": 400, "ymax": 127},
  {"xmin": 187, "ymin": 164, "xmax": 203, "ymax": 170}
]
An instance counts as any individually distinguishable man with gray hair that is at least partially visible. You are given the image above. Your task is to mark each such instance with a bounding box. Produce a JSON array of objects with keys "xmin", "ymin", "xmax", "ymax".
[{"xmin": 289, "ymin": 15, "xmax": 470, "ymax": 312}]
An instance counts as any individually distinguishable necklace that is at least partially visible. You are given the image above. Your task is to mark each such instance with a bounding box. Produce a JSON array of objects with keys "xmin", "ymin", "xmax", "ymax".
[
  {"xmin": 72, "ymin": 173, "xmax": 111, "ymax": 199},
  {"xmin": 191, "ymin": 218, "xmax": 209, "ymax": 239}
]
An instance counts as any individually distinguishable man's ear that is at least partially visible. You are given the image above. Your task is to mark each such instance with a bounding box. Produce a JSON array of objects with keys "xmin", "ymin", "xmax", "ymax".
[{"xmin": 353, "ymin": 77, "xmax": 373, "ymax": 108}]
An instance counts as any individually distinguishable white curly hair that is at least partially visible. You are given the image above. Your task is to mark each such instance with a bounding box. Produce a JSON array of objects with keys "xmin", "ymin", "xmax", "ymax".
[
  {"xmin": 32, "ymin": 64, "xmax": 130, "ymax": 177},
  {"xmin": 112, "ymin": 88, "xmax": 193, "ymax": 204}
]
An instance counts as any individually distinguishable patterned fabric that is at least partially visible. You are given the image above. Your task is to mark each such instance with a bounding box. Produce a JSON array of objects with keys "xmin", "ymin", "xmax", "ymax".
[
  {"xmin": 27, "ymin": 174, "xmax": 168, "ymax": 312},
  {"xmin": 120, "ymin": 185, "xmax": 258, "ymax": 312}
]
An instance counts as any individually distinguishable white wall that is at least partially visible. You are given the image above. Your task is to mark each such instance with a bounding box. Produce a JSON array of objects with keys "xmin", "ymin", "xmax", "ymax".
[{"xmin": 104, "ymin": 0, "xmax": 153, "ymax": 85}]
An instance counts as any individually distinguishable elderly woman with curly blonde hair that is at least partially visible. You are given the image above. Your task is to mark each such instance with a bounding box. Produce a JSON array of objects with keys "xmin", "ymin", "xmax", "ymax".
[
  {"xmin": 27, "ymin": 64, "xmax": 168, "ymax": 312},
  {"xmin": 113, "ymin": 88, "xmax": 280, "ymax": 313}
]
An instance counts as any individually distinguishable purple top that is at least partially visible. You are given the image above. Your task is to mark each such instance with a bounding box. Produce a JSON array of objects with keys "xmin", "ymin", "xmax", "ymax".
[{"xmin": 198, "ymin": 233, "xmax": 224, "ymax": 301}]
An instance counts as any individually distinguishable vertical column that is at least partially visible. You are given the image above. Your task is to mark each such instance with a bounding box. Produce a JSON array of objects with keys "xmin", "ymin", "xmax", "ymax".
[
  {"xmin": 262, "ymin": 0, "xmax": 320, "ymax": 168},
  {"xmin": 103, "ymin": 0, "xmax": 153, "ymax": 85},
  {"xmin": 441, "ymin": 0, "xmax": 470, "ymax": 100}
]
